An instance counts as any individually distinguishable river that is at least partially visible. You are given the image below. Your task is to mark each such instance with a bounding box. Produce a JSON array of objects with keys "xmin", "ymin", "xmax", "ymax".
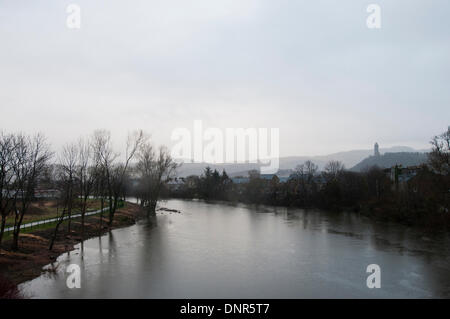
[{"xmin": 19, "ymin": 199, "xmax": 450, "ymax": 298}]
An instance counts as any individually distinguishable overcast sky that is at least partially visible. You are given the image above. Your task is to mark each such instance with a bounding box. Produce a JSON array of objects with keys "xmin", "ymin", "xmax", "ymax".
[{"xmin": 0, "ymin": 0, "xmax": 449, "ymax": 157}]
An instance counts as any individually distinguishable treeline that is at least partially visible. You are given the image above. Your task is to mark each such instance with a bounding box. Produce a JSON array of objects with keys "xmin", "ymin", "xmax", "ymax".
[
  {"xmin": 169, "ymin": 161, "xmax": 389, "ymax": 208},
  {"xmin": 0, "ymin": 130, "xmax": 177, "ymax": 251},
  {"xmin": 169, "ymin": 129, "xmax": 450, "ymax": 228}
]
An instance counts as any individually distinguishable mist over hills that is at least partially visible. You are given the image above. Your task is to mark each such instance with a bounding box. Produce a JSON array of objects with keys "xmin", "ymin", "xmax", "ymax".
[{"xmin": 175, "ymin": 146, "xmax": 430, "ymax": 177}]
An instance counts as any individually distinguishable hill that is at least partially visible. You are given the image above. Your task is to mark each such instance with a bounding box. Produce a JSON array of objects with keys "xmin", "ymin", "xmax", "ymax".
[
  {"xmin": 175, "ymin": 146, "xmax": 429, "ymax": 177},
  {"xmin": 350, "ymin": 152, "xmax": 429, "ymax": 172}
]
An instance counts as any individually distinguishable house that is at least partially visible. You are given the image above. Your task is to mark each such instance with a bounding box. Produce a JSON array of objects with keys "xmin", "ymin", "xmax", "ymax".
[
  {"xmin": 390, "ymin": 165, "xmax": 423, "ymax": 183},
  {"xmin": 388, "ymin": 165, "xmax": 424, "ymax": 190},
  {"xmin": 260, "ymin": 174, "xmax": 275, "ymax": 180},
  {"xmin": 231, "ymin": 177, "xmax": 250, "ymax": 184},
  {"xmin": 34, "ymin": 189, "xmax": 61, "ymax": 199},
  {"xmin": 231, "ymin": 173, "xmax": 291, "ymax": 184},
  {"xmin": 167, "ymin": 178, "xmax": 185, "ymax": 190}
]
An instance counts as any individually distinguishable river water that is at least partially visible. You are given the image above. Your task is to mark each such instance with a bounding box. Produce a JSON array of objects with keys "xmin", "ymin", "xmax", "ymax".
[{"xmin": 19, "ymin": 199, "xmax": 450, "ymax": 298}]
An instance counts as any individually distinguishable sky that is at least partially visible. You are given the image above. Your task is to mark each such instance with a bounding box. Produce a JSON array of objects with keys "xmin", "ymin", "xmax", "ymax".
[{"xmin": 0, "ymin": 0, "xmax": 449, "ymax": 157}]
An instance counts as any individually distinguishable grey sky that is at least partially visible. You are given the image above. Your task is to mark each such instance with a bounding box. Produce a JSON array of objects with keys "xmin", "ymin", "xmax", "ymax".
[{"xmin": 0, "ymin": 0, "xmax": 449, "ymax": 156}]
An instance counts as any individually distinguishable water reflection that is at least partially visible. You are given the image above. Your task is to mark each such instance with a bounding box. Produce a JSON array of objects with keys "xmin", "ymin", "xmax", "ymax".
[{"xmin": 19, "ymin": 199, "xmax": 450, "ymax": 298}]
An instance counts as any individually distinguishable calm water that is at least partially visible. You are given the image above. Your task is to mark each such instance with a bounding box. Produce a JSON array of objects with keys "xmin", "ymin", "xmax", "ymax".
[{"xmin": 20, "ymin": 199, "xmax": 450, "ymax": 298}]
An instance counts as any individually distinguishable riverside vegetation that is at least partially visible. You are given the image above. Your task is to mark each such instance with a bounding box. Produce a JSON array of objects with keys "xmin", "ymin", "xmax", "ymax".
[
  {"xmin": 0, "ymin": 129, "xmax": 177, "ymax": 297},
  {"xmin": 166, "ymin": 128, "xmax": 450, "ymax": 229}
]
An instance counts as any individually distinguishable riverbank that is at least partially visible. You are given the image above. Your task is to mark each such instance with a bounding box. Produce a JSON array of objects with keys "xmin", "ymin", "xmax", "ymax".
[
  {"xmin": 0, "ymin": 203, "xmax": 146, "ymax": 289},
  {"xmin": 17, "ymin": 199, "xmax": 450, "ymax": 298}
]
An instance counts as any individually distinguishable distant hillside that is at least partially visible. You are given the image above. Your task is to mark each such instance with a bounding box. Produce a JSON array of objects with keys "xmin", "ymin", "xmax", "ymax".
[
  {"xmin": 350, "ymin": 152, "xmax": 429, "ymax": 172},
  {"xmin": 175, "ymin": 146, "xmax": 429, "ymax": 177}
]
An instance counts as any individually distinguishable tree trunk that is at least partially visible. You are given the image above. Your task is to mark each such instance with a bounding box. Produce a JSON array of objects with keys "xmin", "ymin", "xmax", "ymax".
[
  {"xmin": 147, "ymin": 200, "xmax": 157, "ymax": 215},
  {"xmin": 0, "ymin": 215, "xmax": 6, "ymax": 249},
  {"xmin": 108, "ymin": 196, "xmax": 118, "ymax": 227},
  {"xmin": 67, "ymin": 197, "xmax": 72, "ymax": 233},
  {"xmin": 108, "ymin": 195, "xmax": 114, "ymax": 227},
  {"xmin": 99, "ymin": 197, "xmax": 104, "ymax": 233},
  {"xmin": 12, "ymin": 207, "xmax": 25, "ymax": 251},
  {"xmin": 49, "ymin": 209, "xmax": 66, "ymax": 251},
  {"xmin": 81, "ymin": 196, "xmax": 88, "ymax": 240},
  {"xmin": 12, "ymin": 226, "xmax": 20, "ymax": 251},
  {"xmin": 81, "ymin": 204, "xmax": 85, "ymax": 240}
]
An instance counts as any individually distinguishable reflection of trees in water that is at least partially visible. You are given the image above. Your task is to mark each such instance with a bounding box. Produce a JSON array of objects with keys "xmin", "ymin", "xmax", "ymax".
[
  {"xmin": 88, "ymin": 231, "xmax": 118, "ymax": 297},
  {"xmin": 97, "ymin": 235, "xmax": 104, "ymax": 265},
  {"xmin": 147, "ymin": 214, "xmax": 158, "ymax": 228},
  {"xmin": 107, "ymin": 231, "xmax": 116, "ymax": 263},
  {"xmin": 41, "ymin": 262, "xmax": 61, "ymax": 280},
  {"xmin": 80, "ymin": 242, "xmax": 84, "ymax": 261},
  {"xmin": 134, "ymin": 215, "xmax": 171, "ymax": 298}
]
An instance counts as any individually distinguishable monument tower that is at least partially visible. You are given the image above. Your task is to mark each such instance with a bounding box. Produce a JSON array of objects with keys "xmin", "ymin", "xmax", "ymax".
[{"xmin": 374, "ymin": 142, "xmax": 380, "ymax": 157}]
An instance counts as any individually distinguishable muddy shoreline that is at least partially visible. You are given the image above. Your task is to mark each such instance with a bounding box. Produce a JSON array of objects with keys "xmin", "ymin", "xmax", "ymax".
[{"xmin": 0, "ymin": 203, "xmax": 146, "ymax": 287}]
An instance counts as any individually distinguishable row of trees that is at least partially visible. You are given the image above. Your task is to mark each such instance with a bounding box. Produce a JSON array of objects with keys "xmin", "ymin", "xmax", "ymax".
[
  {"xmin": 48, "ymin": 130, "xmax": 145, "ymax": 250},
  {"xmin": 169, "ymin": 160, "xmax": 385, "ymax": 208},
  {"xmin": 0, "ymin": 129, "xmax": 177, "ymax": 251}
]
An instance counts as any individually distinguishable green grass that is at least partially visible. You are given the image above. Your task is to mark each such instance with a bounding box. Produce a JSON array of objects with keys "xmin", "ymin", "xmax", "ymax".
[
  {"xmin": 2, "ymin": 201, "xmax": 128, "ymax": 239},
  {"xmin": 1, "ymin": 201, "xmax": 128, "ymax": 246},
  {"xmin": 1, "ymin": 220, "xmax": 61, "ymax": 241},
  {"xmin": 4, "ymin": 199, "xmax": 107, "ymax": 228}
]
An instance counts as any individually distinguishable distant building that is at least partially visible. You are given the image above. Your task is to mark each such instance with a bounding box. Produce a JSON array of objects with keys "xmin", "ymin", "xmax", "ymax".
[
  {"xmin": 1, "ymin": 189, "xmax": 60, "ymax": 199},
  {"xmin": 34, "ymin": 189, "xmax": 61, "ymax": 199},
  {"xmin": 260, "ymin": 174, "xmax": 291, "ymax": 183},
  {"xmin": 167, "ymin": 178, "xmax": 184, "ymax": 190},
  {"xmin": 374, "ymin": 142, "xmax": 380, "ymax": 157},
  {"xmin": 231, "ymin": 174, "xmax": 290, "ymax": 184},
  {"xmin": 231, "ymin": 177, "xmax": 250, "ymax": 184},
  {"xmin": 260, "ymin": 174, "xmax": 276, "ymax": 180},
  {"xmin": 388, "ymin": 165, "xmax": 423, "ymax": 190}
]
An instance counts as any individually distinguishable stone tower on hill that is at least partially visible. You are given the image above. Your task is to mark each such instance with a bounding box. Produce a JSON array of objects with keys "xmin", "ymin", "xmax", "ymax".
[{"xmin": 374, "ymin": 142, "xmax": 380, "ymax": 157}]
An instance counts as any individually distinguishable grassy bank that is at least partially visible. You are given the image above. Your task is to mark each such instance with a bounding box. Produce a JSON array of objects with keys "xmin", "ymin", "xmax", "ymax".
[{"xmin": 3, "ymin": 199, "xmax": 104, "ymax": 228}]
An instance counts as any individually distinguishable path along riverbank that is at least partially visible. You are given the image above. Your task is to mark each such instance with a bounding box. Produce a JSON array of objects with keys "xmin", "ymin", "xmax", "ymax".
[{"xmin": 0, "ymin": 203, "xmax": 145, "ymax": 288}]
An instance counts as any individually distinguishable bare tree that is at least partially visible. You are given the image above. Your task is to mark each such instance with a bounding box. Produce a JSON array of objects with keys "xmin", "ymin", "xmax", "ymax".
[
  {"xmin": 429, "ymin": 128, "xmax": 450, "ymax": 175},
  {"xmin": 323, "ymin": 160, "xmax": 345, "ymax": 182},
  {"xmin": 137, "ymin": 143, "xmax": 178, "ymax": 214},
  {"xmin": 77, "ymin": 137, "xmax": 98, "ymax": 239},
  {"xmin": 135, "ymin": 142, "xmax": 155, "ymax": 211},
  {"xmin": 49, "ymin": 149, "xmax": 78, "ymax": 250},
  {"xmin": 294, "ymin": 161, "xmax": 318, "ymax": 182},
  {"xmin": 92, "ymin": 130, "xmax": 117, "ymax": 227},
  {"xmin": 92, "ymin": 163, "xmax": 108, "ymax": 232},
  {"xmin": 48, "ymin": 198, "xmax": 67, "ymax": 251},
  {"xmin": 293, "ymin": 160, "xmax": 318, "ymax": 202},
  {"xmin": 58, "ymin": 143, "xmax": 78, "ymax": 233},
  {"xmin": 304, "ymin": 160, "xmax": 318, "ymax": 181},
  {"xmin": 11, "ymin": 134, "xmax": 52, "ymax": 251},
  {"xmin": 0, "ymin": 133, "xmax": 17, "ymax": 248},
  {"xmin": 92, "ymin": 130, "xmax": 144, "ymax": 226},
  {"xmin": 293, "ymin": 164, "xmax": 307, "ymax": 198}
]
